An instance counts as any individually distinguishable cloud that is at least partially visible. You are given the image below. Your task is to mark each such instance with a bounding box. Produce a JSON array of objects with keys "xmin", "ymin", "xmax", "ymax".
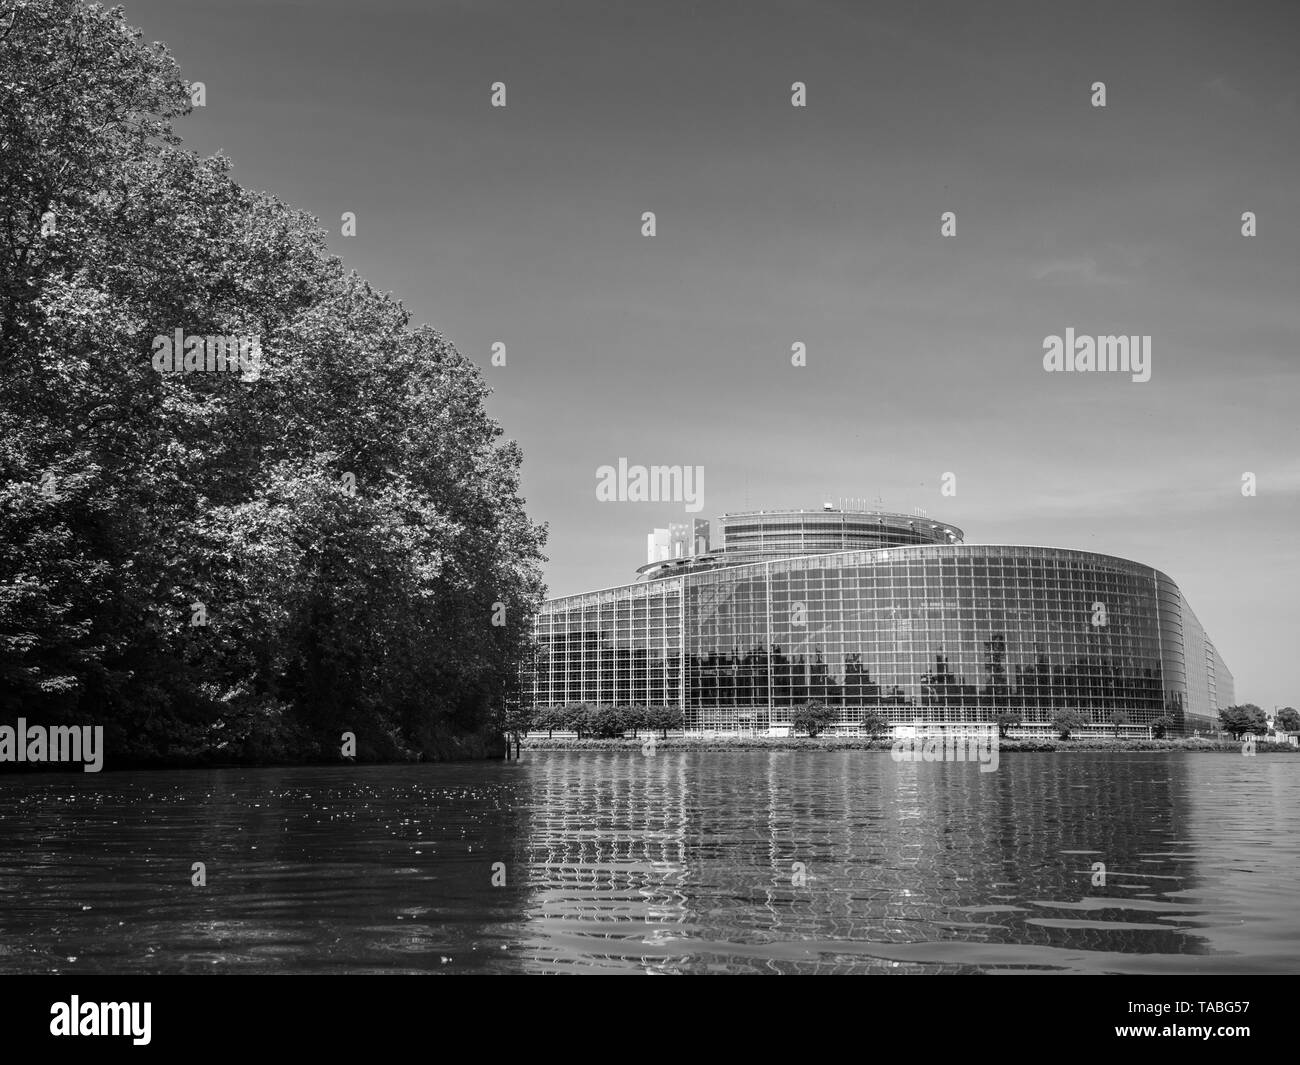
[
  {"xmin": 1204, "ymin": 76, "xmax": 1249, "ymax": 103},
  {"xmin": 957, "ymin": 465, "xmax": 1300, "ymax": 525},
  {"xmin": 1031, "ymin": 257, "xmax": 1127, "ymax": 286}
]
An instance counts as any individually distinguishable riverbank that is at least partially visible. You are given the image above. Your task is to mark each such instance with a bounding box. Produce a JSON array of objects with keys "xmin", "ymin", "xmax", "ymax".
[{"xmin": 522, "ymin": 735, "xmax": 1300, "ymax": 753}]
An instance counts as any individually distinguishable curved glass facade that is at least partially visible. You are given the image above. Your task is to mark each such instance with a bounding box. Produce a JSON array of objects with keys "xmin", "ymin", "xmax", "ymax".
[{"xmin": 527, "ymin": 514, "xmax": 1233, "ymax": 736}]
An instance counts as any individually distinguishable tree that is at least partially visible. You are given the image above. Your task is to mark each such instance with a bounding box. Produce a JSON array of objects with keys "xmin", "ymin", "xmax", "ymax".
[
  {"xmin": 501, "ymin": 704, "xmax": 532, "ymax": 758},
  {"xmin": 793, "ymin": 700, "xmax": 836, "ymax": 738},
  {"xmin": 0, "ymin": 1, "xmax": 547, "ymax": 765},
  {"xmin": 1219, "ymin": 704, "xmax": 1268, "ymax": 739},
  {"xmin": 582, "ymin": 704, "xmax": 628, "ymax": 739},
  {"xmin": 995, "ymin": 710, "xmax": 1023, "ymax": 739},
  {"xmin": 621, "ymin": 704, "xmax": 645, "ymax": 734},
  {"xmin": 556, "ymin": 703, "xmax": 585, "ymax": 738},
  {"xmin": 861, "ymin": 712, "xmax": 891, "ymax": 739},
  {"xmin": 532, "ymin": 705, "xmax": 562, "ymax": 738},
  {"xmin": 1274, "ymin": 707, "xmax": 1300, "ymax": 733},
  {"xmin": 1052, "ymin": 709, "xmax": 1089, "ymax": 740},
  {"xmin": 1108, "ymin": 710, "xmax": 1131, "ymax": 738},
  {"xmin": 1150, "ymin": 714, "xmax": 1175, "ymax": 739},
  {"xmin": 650, "ymin": 704, "xmax": 683, "ymax": 739}
]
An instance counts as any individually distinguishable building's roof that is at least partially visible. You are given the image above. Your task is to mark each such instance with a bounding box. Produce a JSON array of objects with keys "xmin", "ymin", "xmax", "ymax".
[{"xmin": 547, "ymin": 542, "xmax": 1175, "ymax": 605}]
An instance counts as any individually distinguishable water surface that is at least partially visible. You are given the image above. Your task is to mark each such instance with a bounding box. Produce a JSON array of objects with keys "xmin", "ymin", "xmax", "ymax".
[{"xmin": 0, "ymin": 751, "xmax": 1295, "ymax": 973}]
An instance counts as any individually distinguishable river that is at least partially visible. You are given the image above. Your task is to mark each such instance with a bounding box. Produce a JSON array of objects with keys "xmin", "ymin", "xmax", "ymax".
[{"xmin": 0, "ymin": 751, "xmax": 1295, "ymax": 973}]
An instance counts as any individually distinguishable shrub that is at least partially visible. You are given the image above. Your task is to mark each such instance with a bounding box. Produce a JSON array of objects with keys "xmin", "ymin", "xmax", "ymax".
[
  {"xmin": 995, "ymin": 710, "xmax": 1023, "ymax": 739},
  {"xmin": 792, "ymin": 700, "xmax": 837, "ymax": 738},
  {"xmin": 862, "ymin": 712, "xmax": 891, "ymax": 739},
  {"xmin": 1052, "ymin": 709, "xmax": 1090, "ymax": 740}
]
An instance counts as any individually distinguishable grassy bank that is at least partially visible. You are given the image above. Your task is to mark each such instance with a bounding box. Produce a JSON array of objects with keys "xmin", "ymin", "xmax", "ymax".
[{"xmin": 521, "ymin": 735, "xmax": 1299, "ymax": 754}]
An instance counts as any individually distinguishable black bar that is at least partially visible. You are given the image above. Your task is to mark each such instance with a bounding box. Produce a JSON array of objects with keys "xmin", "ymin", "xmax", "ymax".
[{"xmin": 0, "ymin": 975, "xmax": 1286, "ymax": 1053}]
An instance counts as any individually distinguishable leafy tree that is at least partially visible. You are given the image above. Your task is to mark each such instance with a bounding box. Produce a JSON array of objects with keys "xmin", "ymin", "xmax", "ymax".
[
  {"xmin": 0, "ymin": 1, "xmax": 546, "ymax": 765},
  {"xmin": 793, "ymin": 700, "xmax": 836, "ymax": 738},
  {"xmin": 995, "ymin": 710, "xmax": 1023, "ymax": 739},
  {"xmin": 580, "ymin": 704, "xmax": 628, "ymax": 739},
  {"xmin": 1219, "ymin": 704, "xmax": 1268, "ymax": 739},
  {"xmin": 619, "ymin": 704, "xmax": 643, "ymax": 733},
  {"xmin": 861, "ymin": 712, "xmax": 891, "ymax": 739},
  {"xmin": 500, "ymin": 703, "xmax": 532, "ymax": 758},
  {"xmin": 1108, "ymin": 710, "xmax": 1131, "ymax": 737},
  {"xmin": 558, "ymin": 704, "xmax": 588, "ymax": 737},
  {"xmin": 531, "ymin": 705, "xmax": 563, "ymax": 737},
  {"xmin": 1150, "ymin": 715, "xmax": 1175, "ymax": 739},
  {"xmin": 1274, "ymin": 707, "xmax": 1299, "ymax": 733},
  {"xmin": 1052, "ymin": 709, "xmax": 1089, "ymax": 740},
  {"xmin": 649, "ymin": 704, "xmax": 682, "ymax": 738}
]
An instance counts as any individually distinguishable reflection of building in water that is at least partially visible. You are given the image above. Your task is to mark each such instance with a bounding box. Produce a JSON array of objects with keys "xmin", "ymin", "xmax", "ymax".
[
  {"xmin": 517, "ymin": 752, "xmax": 1211, "ymax": 974},
  {"xmin": 524, "ymin": 503, "xmax": 1233, "ymax": 735},
  {"xmin": 520, "ymin": 752, "xmax": 692, "ymax": 971},
  {"xmin": 1176, "ymin": 755, "xmax": 1300, "ymax": 969}
]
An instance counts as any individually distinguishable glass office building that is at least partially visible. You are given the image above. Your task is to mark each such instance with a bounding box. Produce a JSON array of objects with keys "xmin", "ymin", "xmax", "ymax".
[{"xmin": 525, "ymin": 506, "xmax": 1233, "ymax": 735}]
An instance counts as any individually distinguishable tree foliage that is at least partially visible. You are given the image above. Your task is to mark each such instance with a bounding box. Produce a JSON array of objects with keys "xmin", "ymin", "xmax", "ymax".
[
  {"xmin": 526, "ymin": 704, "xmax": 682, "ymax": 738},
  {"xmin": 1219, "ymin": 704, "xmax": 1267, "ymax": 739},
  {"xmin": 1051, "ymin": 709, "xmax": 1089, "ymax": 740},
  {"xmin": 1150, "ymin": 714, "xmax": 1175, "ymax": 739},
  {"xmin": 995, "ymin": 710, "xmax": 1022, "ymax": 739},
  {"xmin": 792, "ymin": 700, "xmax": 836, "ymax": 738},
  {"xmin": 0, "ymin": 1, "xmax": 546, "ymax": 764},
  {"xmin": 861, "ymin": 712, "xmax": 891, "ymax": 739}
]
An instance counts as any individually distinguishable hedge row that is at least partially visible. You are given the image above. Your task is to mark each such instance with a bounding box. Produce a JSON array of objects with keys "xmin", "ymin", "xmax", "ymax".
[{"xmin": 527, "ymin": 703, "xmax": 685, "ymax": 738}]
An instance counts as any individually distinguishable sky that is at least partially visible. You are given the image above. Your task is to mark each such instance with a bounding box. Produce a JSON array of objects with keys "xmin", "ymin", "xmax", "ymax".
[{"xmin": 122, "ymin": 0, "xmax": 1299, "ymax": 709}]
